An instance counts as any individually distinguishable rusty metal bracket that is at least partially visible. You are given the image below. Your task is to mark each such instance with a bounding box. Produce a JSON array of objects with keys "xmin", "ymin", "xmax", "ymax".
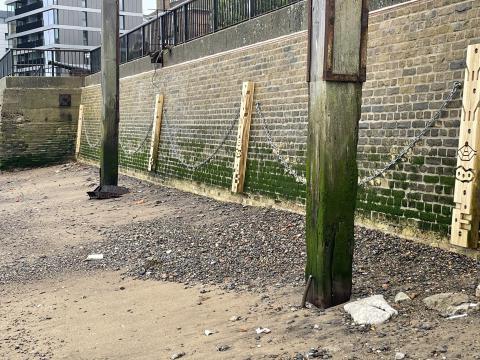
[
  {"xmin": 306, "ymin": 0, "xmax": 313, "ymax": 83},
  {"xmin": 323, "ymin": 0, "xmax": 368, "ymax": 83}
]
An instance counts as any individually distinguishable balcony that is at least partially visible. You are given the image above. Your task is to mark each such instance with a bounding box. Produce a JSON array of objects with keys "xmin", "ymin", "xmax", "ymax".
[
  {"xmin": 15, "ymin": 2, "xmax": 43, "ymax": 16},
  {"xmin": 16, "ymin": 20, "xmax": 43, "ymax": 33},
  {"xmin": 17, "ymin": 39, "xmax": 44, "ymax": 48}
]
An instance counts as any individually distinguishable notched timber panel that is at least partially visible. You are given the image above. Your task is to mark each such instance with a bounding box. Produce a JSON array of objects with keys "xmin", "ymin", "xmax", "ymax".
[
  {"xmin": 231, "ymin": 81, "xmax": 255, "ymax": 194},
  {"xmin": 451, "ymin": 44, "xmax": 480, "ymax": 249},
  {"xmin": 148, "ymin": 94, "xmax": 164, "ymax": 172}
]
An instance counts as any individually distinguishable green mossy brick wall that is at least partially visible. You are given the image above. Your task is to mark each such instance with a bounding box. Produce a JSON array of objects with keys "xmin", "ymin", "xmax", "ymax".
[
  {"xmin": 79, "ymin": 31, "xmax": 309, "ymax": 204},
  {"xmin": 358, "ymin": 0, "xmax": 480, "ymax": 238},
  {"xmin": 0, "ymin": 77, "xmax": 83, "ymax": 170},
  {"xmin": 80, "ymin": 0, "xmax": 479, "ymax": 246}
]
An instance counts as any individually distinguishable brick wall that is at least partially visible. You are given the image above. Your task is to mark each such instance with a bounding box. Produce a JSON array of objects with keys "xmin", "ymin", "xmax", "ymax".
[
  {"xmin": 358, "ymin": 0, "xmax": 480, "ymax": 240},
  {"xmin": 80, "ymin": 30, "xmax": 309, "ymax": 203},
  {"xmin": 79, "ymin": 0, "xmax": 480, "ymax": 250},
  {"xmin": 0, "ymin": 77, "xmax": 83, "ymax": 169}
]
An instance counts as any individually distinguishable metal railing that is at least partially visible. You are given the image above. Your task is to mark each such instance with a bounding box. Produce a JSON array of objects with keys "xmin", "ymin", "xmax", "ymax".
[
  {"xmin": 0, "ymin": 0, "xmax": 301, "ymax": 79},
  {"xmin": 0, "ymin": 49, "xmax": 92, "ymax": 78},
  {"xmin": 90, "ymin": 0, "xmax": 302, "ymax": 72}
]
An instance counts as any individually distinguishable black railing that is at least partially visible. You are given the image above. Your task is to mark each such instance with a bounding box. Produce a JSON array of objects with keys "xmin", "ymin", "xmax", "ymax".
[
  {"xmin": 0, "ymin": 49, "xmax": 92, "ymax": 78},
  {"xmin": 90, "ymin": 0, "xmax": 302, "ymax": 72},
  {"xmin": 0, "ymin": 0, "xmax": 301, "ymax": 79}
]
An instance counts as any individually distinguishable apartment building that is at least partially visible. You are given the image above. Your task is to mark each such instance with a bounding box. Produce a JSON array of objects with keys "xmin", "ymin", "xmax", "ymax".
[
  {"xmin": 5, "ymin": 0, "xmax": 144, "ymax": 50},
  {"xmin": 0, "ymin": 11, "xmax": 8, "ymax": 55}
]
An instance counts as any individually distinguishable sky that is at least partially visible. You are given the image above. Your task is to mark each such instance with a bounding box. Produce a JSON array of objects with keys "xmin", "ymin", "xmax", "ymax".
[{"xmin": 0, "ymin": 1, "xmax": 158, "ymax": 14}]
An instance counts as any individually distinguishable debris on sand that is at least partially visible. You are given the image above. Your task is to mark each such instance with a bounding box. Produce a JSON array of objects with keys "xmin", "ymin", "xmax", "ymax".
[
  {"xmin": 85, "ymin": 254, "xmax": 104, "ymax": 261},
  {"xmin": 423, "ymin": 293, "xmax": 478, "ymax": 317},
  {"xmin": 170, "ymin": 352, "xmax": 185, "ymax": 359},
  {"xmin": 344, "ymin": 295, "xmax": 397, "ymax": 325},
  {"xmin": 394, "ymin": 292, "xmax": 411, "ymax": 303},
  {"xmin": 256, "ymin": 327, "xmax": 271, "ymax": 334}
]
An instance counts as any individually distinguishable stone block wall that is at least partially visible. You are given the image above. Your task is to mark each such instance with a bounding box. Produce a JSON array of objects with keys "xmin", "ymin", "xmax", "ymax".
[{"xmin": 0, "ymin": 77, "xmax": 83, "ymax": 169}]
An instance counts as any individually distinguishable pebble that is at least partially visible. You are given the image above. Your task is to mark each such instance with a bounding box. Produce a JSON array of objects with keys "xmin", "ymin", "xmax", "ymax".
[
  {"xmin": 217, "ymin": 345, "xmax": 230, "ymax": 352},
  {"xmin": 171, "ymin": 352, "xmax": 185, "ymax": 360},
  {"xmin": 394, "ymin": 292, "xmax": 411, "ymax": 303},
  {"xmin": 395, "ymin": 352, "xmax": 406, "ymax": 360},
  {"xmin": 476, "ymin": 284, "xmax": 480, "ymax": 298}
]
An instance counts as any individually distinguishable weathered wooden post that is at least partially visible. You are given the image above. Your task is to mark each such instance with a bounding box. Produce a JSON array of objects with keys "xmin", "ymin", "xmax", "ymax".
[
  {"xmin": 100, "ymin": 0, "xmax": 120, "ymax": 186},
  {"xmin": 305, "ymin": 0, "xmax": 368, "ymax": 308}
]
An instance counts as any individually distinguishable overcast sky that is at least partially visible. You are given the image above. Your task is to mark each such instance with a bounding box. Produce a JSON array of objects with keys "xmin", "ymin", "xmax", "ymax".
[{"xmin": 0, "ymin": 1, "xmax": 158, "ymax": 14}]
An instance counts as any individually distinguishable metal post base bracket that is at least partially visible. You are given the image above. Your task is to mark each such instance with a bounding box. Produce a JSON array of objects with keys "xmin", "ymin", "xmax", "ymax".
[{"xmin": 87, "ymin": 185, "xmax": 129, "ymax": 200}]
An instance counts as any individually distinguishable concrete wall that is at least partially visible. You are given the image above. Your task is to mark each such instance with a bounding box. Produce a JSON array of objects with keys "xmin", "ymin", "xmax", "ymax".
[
  {"xmin": 75, "ymin": 0, "xmax": 479, "ymax": 255},
  {"xmin": 0, "ymin": 77, "xmax": 83, "ymax": 169}
]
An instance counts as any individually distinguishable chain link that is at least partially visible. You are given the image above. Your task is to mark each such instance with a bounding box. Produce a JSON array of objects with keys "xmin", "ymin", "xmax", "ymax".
[
  {"xmin": 358, "ymin": 81, "xmax": 462, "ymax": 186},
  {"xmin": 256, "ymin": 81, "xmax": 462, "ymax": 187},
  {"xmin": 119, "ymin": 119, "xmax": 155, "ymax": 156},
  {"xmin": 255, "ymin": 103, "xmax": 307, "ymax": 185},
  {"xmin": 82, "ymin": 121, "xmax": 101, "ymax": 149},
  {"xmin": 163, "ymin": 110, "xmax": 239, "ymax": 171}
]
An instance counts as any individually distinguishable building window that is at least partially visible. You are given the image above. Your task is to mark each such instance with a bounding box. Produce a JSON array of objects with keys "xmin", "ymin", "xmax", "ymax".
[
  {"xmin": 54, "ymin": 29, "xmax": 59, "ymax": 44},
  {"xmin": 83, "ymin": 30, "xmax": 88, "ymax": 46},
  {"xmin": 82, "ymin": 0, "xmax": 87, "ymax": 7},
  {"xmin": 82, "ymin": 12, "xmax": 87, "ymax": 27},
  {"xmin": 119, "ymin": 15, "xmax": 125, "ymax": 30},
  {"xmin": 119, "ymin": 0, "xmax": 125, "ymax": 11}
]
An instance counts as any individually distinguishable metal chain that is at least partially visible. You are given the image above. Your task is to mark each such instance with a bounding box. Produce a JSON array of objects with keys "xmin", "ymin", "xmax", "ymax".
[
  {"xmin": 358, "ymin": 81, "xmax": 462, "ymax": 186},
  {"xmin": 255, "ymin": 103, "xmax": 307, "ymax": 185},
  {"xmin": 82, "ymin": 121, "xmax": 101, "ymax": 149},
  {"xmin": 119, "ymin": 119, "xmax": 155, "ymax": 156},
  {"xmin": 256, "ymin": 81, "xmax": 462, "ymax": 187},
  {"xmin": 163, "ymin": 110, "xmax": 239, "ymax": 172}
]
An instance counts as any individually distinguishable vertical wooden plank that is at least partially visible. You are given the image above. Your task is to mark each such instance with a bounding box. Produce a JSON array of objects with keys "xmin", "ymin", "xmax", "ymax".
[
  {"xmin": 231, "ymin": 81, "xmax": 255, "ymax": 193},
  {"xmin": 451, "ymin": 44, "xmax": 480, "ymax": 249},
  {"xmin": 148, "ymin": 94, "xmax": 165, "ymax": 172},
  {"xmin": 75, "ymin": 104, "xmax": 84, "ymax": 159}
]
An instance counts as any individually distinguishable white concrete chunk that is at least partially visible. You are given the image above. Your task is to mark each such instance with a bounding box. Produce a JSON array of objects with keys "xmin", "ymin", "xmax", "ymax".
[{"xmin": 344, "ymin": 295, "xmax": 398, "ymax": 325}]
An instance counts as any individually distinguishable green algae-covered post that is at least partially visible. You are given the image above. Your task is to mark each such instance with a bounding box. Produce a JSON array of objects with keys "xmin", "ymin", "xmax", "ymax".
[
  {"xmin": 100, "ymin": 0, "xmax": 120, "ymax": 186},
  {"xmin": 305, "ymin": 0, "xmax": 368, "ymax": 308}
]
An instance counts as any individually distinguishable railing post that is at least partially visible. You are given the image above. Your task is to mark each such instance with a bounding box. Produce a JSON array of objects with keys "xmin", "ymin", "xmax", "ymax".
[
  {"xmin": 10, "ymin": 49, "xmax": 14, "ymax": 76},
  {"xmin": 159, "ymin": 15, "xmax": 164, "ymax": 49},
  {"xmin": 141, "ymin": 25, "xmax": 145, "ymax": 56},
  {"xmin": 213, "ymin": 0, "xmax": 218, "ymax": 31},
  {"xmin": 173, "ymin": 9, "xmax": 178, "ymax": 45},
  {"xmin": 183, "ymin": 4, "xmax": 188, "ymax": 42},
  {"xmin": 125, "ymin": 35, "xmax": 129, "ymax": 62},
  {"xmin": 248, "ymin": 0, "xmax": 255, "ymax": 18}
]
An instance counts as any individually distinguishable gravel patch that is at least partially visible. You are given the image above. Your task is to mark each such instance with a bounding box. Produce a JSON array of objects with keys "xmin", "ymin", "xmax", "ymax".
[{"xmin": 2, "ymin": 197, "xmax": 479, "ymax": 303}]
